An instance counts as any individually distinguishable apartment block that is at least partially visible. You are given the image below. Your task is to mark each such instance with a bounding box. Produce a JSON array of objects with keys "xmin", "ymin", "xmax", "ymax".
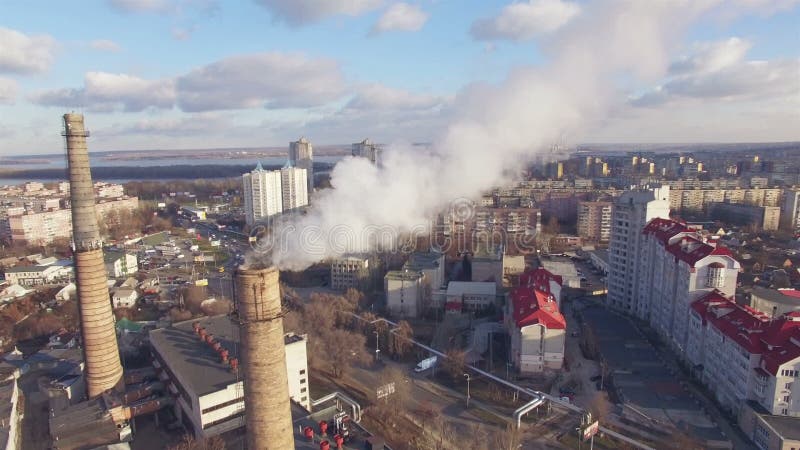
[
  {"xmin": 577, "ymin": 201, "xmax": 613, "ymax": 243},
  {"xmin": 607, "ymin": 186, "xmax": 671, "ymax": 314}
]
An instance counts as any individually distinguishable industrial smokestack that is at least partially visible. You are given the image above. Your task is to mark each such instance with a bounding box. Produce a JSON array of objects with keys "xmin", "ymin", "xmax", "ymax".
[
  {"xmin": 63, "ymin": 113, "xmax": 124, "ymax": 398},
  {"xmin": 234, "ymin": 266, "xmax": 294, "ymax": 450}
]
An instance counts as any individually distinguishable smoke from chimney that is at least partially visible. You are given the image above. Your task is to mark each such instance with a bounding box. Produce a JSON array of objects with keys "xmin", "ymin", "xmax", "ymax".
[{"xmin": 257, "ymin": 1, "xmax": 720, "ymax": 271}]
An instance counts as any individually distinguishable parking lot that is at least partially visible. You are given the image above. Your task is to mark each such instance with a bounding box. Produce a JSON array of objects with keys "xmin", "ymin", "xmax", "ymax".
[{"xmin": 575, "ymin": 301, "xmax": 729, "ymax": 446}]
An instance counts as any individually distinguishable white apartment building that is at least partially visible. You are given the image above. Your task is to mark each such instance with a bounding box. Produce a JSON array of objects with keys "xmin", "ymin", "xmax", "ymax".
[
  {"xmin": 242, "ymin": 163, "xmax": 283, "ymax": 226},
  {"xmin": 104, "ymin": 251, "xmax": 138, "ymax": 278},
  {"xmin": 3, "ymin": 261, "xmax": 73, "ymax": 286},
  {"xmin": 607, "ymin": 186, "xmax": 670, "ymax": 315},
  {"xmin": 384, "ymin": 270, "xmax": 424, "ymax": 318},
  {"xmin": 289, "ymin": 138, "xmax": 314, "ymax": 194},
  {"xmin": 352, "ymin": 139, "xmax": 381, "ymax": 166},
  {"xmin": 639, "ymin": 218, "xmax": 740, "ymax": 353},
  {"xmin": 280, "ymin": 165, "xmax": 308, "ymax": 212},
  {"xmin": 149, "ymin": 316, "xmax": 310, "ymax": 439},
  {"xmin": 687, "ymin": 292, "xmax": 800, "ymax": 418},
  {"xmin": 782, "ymin": 190, "xmax": 800, "ymax": 232}
]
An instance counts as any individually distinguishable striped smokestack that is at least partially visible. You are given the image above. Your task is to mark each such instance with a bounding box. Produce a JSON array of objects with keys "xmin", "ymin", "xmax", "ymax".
[
  {"xmin": 63, "ymin": 113, "xmax": 124, "ymax": 398},
  {"xmin": 234, "ymin": 265, "xmax": 294, "ymax": 450}
]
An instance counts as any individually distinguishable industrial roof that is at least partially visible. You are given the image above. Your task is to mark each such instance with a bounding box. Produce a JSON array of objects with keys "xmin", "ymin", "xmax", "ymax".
[
  {"xmin": 149, "ymin": 315, "xmax": 304, "ymax": 397},
  {"xmin": 385, "ymin": 270, "xmax": 423, "ymax": 281},
  {"xmin": 446, "ymin": 281, "xmax": 496, "ymax": 297}
]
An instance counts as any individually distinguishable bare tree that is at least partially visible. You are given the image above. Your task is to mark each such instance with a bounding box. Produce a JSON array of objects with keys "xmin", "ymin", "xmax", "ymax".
[
  {"xmin": 442, "ymin": 348, "xmax": 466, "ymax": 381},
  {"xmin": 390, "ymin": 320, "xmax": 414, "ymax": 358},
  {"xmin": 168, "ymin": 434, "xmax": 226, "ymax": 450}
]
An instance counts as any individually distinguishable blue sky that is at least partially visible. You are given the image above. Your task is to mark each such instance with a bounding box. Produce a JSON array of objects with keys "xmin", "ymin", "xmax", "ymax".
[{"xmin": 0, "ymin": 0, "xmax": 798, "ymax": 155}]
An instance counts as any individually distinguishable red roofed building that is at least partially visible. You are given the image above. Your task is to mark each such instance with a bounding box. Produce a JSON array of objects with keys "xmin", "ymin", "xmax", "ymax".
[
  {"xmin": 638, "ymin": 218, "xmax": 740, "ymax": 356},
  {"xmin": 687, "ymin": 292, "xmax": 800, "ymax": 417},
  {"xmin": 519, "ymin": 267, "xmax": 563, "ymax": 307},
  {"xmin": 505, "ymin": 281, "xmax": 566, "ymax": 374}
]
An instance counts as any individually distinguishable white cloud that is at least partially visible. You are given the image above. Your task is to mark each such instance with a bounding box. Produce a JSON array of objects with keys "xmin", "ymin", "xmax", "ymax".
[
  {"xmin": 346, "ymin": 83, "xmax": 444, "ymax": 111},
  {"xmin": 254, "ymin": 0, "xmax": 383, "ymax": 26},
  {"xmin": 632, "ymin": 37, "xmax": 798, "ymax": 107},
  {"xmin": 669, "ymin": 37, "xmax": 751, "ymax": 75},
  {"xmin": 90, "ymin": 39, "xmax": 123, "ymax": 52},
  {"xmin": 0, "ymin": 27, "xmax": 57, "ymax": 74},
  {"xmin": 470, "ymin": 0, "xmax": 581, "ymax": 41},
  {"xmin": 32, "ymin": 72, "xmax": 176, "ymax": 112},
  {"xmin": 175, "ymin": 53, "xmax": 347, "ymax": 111},
  {"xmin": 0, "ymin": 78, "xmax": 18, "ymax": 105},
  {"xmin": 371, "ymin": 3, "xmax": 428, "ymax": 34},
  {"xmin": 32, "ymin": 52, "xmax": 346, "ymax": 113}
]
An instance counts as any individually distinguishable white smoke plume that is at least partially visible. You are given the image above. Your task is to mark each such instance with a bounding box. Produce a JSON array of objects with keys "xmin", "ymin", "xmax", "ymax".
[{"xmin": 262, "ymin": 0, "xmax": 727, "ymax": 271}]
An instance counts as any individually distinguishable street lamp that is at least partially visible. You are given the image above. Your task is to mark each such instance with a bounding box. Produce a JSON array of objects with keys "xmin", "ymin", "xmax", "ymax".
[
  {"xmin": 463, "ymin": 373, "xmax": 471, "ymax": 408},
  {"xmin": 374, "ymin": 330, "xmax": 380, "ymax": 362}
]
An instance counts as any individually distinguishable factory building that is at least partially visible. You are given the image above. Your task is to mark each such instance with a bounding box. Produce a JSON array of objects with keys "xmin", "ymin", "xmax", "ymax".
[
  {"xmin": 330, "ymin": 254, "xmax": 381, "ymax": 292},
  {"xmin": 149, "ymin": 316, "xmax": 309, "ymax": 439},
  {"xmin": 384, "ymin": 270, "xmax": 424, "ymax": 318}
]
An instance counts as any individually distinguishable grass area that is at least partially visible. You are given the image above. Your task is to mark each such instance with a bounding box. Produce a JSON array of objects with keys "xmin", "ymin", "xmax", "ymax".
[{"xmin": 465, "ymin": 405, "xmax": 509, "ymax": 427}]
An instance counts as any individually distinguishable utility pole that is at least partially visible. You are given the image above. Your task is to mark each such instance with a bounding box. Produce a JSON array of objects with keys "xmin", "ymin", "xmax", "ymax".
[{"xmin": 463, "ymin": 373, "xmax": 471, "ymax": 408}]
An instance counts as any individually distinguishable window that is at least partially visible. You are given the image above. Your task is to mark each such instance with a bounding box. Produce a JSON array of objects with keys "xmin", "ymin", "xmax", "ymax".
[
  {"xmin": 300, "ymin": 378, "xmax": 306, "ymax": 384},
  {"xmin": 301, "ymin": 396, "xmax": 307, "ymax": 402},
  {"xmin": 706, "ymin": 263, "xmax": 725, "ymax": 288},
  {"xmin": 299, "ymin": 369, "xmax": 306, "ymax": 375},
  {"xmin": 301, "ymin": 387, "xmax": 307, "ymax": 393},
  {"xmin": 786, "ymin": 382, "xmax": 793, "ymax": 390}
]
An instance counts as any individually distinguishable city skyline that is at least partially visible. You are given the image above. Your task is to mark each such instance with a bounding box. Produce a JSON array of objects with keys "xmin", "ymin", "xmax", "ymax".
[{"xmin": 1, "ymin": 0, "xmax": 799, "ymax": 155}]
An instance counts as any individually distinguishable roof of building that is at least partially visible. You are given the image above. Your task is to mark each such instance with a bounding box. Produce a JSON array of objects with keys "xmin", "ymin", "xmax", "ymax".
[
  {"xmin": 744, "ymin": 400, "xmax": 800, "ymax": 440},
  {"xmin": 103, "ymin": 250, "xmax": 129, "ymax": 263},
  {"xmin": 405, "ymin": 251, "xmax": 443, "ymax": 270},
  {"xmin": 510, "ymin": 286, "xmax": 565, "ymax": 330},
  {"xmin": 149, "ymin": 315, "xmax": 305, "ymax": 397},
  {"xmin": 446, "ymin": 281, "xmax": 496, "ymax": 297},
  {"xmin": 751, "ymin": 286, "xmax": 800, "ymax": 306},
  {"xmin": 139, "ymin": 231, "xmax": 170, "ymax": 247},
  {"xmin": 643, "ymin": 217, "xmax": 689, "ymax": 243},
  {"xmin": 539, "ymin": 259, "xmax": 579, "ymax": 278},
  {"xmin": 519, "ymin": 267, "xmax": 562, "ymax": 293},
  {"xmin": 385, "ymin": 270, "xmax": 423, "ymax": 281},
  {"xmin": 691, "ymin": 292, "xmax": 800, "ymax": 375},
  {"xmin": 3, "ymin": 265, "xmax": 48, "ymax": 274}
]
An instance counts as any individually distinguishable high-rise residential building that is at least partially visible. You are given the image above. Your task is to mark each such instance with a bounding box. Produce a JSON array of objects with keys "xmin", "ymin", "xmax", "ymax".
[
  {"xmin": 607, "ymin": 186, "xmax": 670, "ymax": 314},
  {"xmin": 577, "ymin": 201, "xmax": 613, "ymax": 243},
  {"xmin": 638, "ymin": 218, "xmax": 740, "ymax": 351},
  {"xmin": 782, "ymin": 190, "xmax": 800, "ymax": 232},
  {"xmin": 280, "ymin": 165, "xmax": 308, "ymax": 212},
  {"xmin": 242, "ymin": 163, "xmax": 282, "ymax": 226},
  {"xmin": 352, "ymin": 139, "xmax": 381, "ymax": 166},
  {"xmin": 289, "ymin": 137, "xmax": 314, "ymax": 194}
]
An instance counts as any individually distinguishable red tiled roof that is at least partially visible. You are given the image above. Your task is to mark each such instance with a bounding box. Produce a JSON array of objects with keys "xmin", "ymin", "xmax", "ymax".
[
  {"xmin": 692, "ymin": 291, "xmax": 800, "ymax": 375},
  {"xmin": 519, "ymin": 267, "xmax": 562, "ymax": 292},
  {"xmin": 665, "ymin": 236, "xmax": 733, "ymax": 268},
  {"xmin": 642, "ymin": 218, "xmax": 689, "ymax": 244},
  {"xmin": 762, "ymin": 330, "xmax": 800, "ymax": 375},
  {"xmin": 778, "ymin": 289, "xmax": 800, "ymax": 299},
  {"xmin": 510, "ymin": 286, "xmax": 566, "ymax": 330}
]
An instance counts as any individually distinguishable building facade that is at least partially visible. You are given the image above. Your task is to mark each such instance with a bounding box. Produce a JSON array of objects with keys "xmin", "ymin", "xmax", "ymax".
[
  {"xmin": 506, "ymin": 282, "xmax": 566, "ymax": 373},
  {"xmin": 289, "ymin": 138, "xmax": 314, "ymax": 194},
  {"xmin": 444, "ymin": 281, "xmax": 497, "ymax": 314},
  {"xmin": 330, "ymin": 255, "xmax": 380, "ymax": 292},
  {"xmin": 687, "ymin": 293, "xmax": 800, "ymax": 418},
  {"xmin": 242, "ymin": 163, "xmax": 282, "ymax": 226},
  {"xmin": 384, "ymin": 270, "xmax": 424, "ymax": 318},
  {"xmin": 607, "ymin": 186, "xmax": 671, "ymax": 314},
  {"xmin": 782, "ymin": 190, "xmax": 800, "ymax": 232},
  {"xmin": 149, "ymin": 316, "xmax": 310, "ymax": 439},
  {"xmin": 352, "ymin": 139, "xmax": 381, "ymax": 166},
  {"xmin": 104, "ymin": 251, "xmax": 138, "ymax": 278},
  {"xmin": 711, "ymin": 203, "xmax": 781, "ymax": 231},
  {"xmin": 577, "ymin": 201, "xmax": 613, "ymax": 243},
  {"xmin": 279, "ymin": 166, "xmax": 308, "ymax": 212}
]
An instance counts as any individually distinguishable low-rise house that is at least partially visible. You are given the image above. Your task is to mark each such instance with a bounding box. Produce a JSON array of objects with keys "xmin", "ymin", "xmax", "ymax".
[
  {"xmin": 506, "ymin": 284, "xmax": 566, "ymax": 373},
  {"xmin": 104, "ymin": 251, "xmax": 138, "ymax": 278},
  {"xmin": 111, "ymin": 287, "xmax": 139, "ymax": 308},
  {"xmin": 3, "ymin": 262, "xmax": 73, "ymax": 286}
]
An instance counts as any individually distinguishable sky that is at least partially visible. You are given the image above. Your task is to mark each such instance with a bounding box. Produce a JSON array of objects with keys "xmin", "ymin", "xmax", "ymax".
[{"xmin": 0, "ymin": 0, "xmax": 798, "ymax": 156}]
